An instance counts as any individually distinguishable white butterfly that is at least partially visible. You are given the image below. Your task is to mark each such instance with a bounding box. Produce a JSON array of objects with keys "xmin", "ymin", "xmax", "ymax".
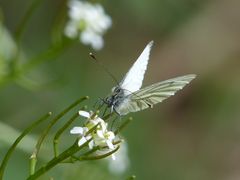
[{"xmin": 104, "ymin": 41, "xmax": 196, "ymax": 115}]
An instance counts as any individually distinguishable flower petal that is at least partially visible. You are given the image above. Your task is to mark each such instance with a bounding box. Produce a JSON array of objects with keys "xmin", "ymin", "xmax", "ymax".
[
  {"xmin": 79, "ymin": 110, "xmax": 90, "ymax": 118},
  {"xmin": 96, "ymin": 130, "xmax": 105, "ymax": 138},
  {"xmin": 70, "ymin": 127, "xmax": 84, "ymax": 134},
  {"xmin": 64, "ymin": 21, "xmax": 78, "ymax": 38},
  {"xmin": 86, "ymin": 135, "xmax": 92, "ymax": 140},
  {"xmin": 78, "ymin": 137, "xmax": 87, "ymax": 146},
  {"xmin": 80, "ymin": 30, "xmax": 103, "ymax": 50},
  {"xmin": 88, "ymin": 140, "xmax": 94, "ymax": 149},
  {"xmin": 82, "ymin": 127, "xmax": 89, "ymax": 134},
  {"xmin": 106, "ymin": 140, "xmax": 115, "ymax": 150},
  {"xmin": 107, "ymin": 131, "xmax": 115, "ymax": 140}
]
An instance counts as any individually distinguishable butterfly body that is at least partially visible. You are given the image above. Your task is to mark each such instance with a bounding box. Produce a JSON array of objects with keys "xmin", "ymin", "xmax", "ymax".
[
  {"xmin": 104, "ymin": 41, "xmax": 196, "ymax": 115},
  {"xmin": 105, "ymin": 86, "xmax": 126, "ymax": 113}
]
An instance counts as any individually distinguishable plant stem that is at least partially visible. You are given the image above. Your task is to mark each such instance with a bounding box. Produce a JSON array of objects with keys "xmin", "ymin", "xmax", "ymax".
[
  {"xmin": 20, "ymin": 41, "xmax": 71, "ymax": 75},
  {"xmin": 126, "ymin": 175, "xmax": 136, "ymax": 180},
  {"xmin": 53, "ymin": 106, "xmax": 87, "ymax": 157},
  {"xmin": 76, "ymin": 146, "xmax": 120, "ymax": 161},
  {"xmin": 0, "ymin": 112, "xmax": 52, "ymax": 180},
  {"xmin": 13, "ymin": 0, "xmax": 45, "ymax": 72},
  {"xmin": 28, "ymin": 136, "xmax": 95, "ymax": 179},
  {"xmin": 29, "ymin": 154, "xmax": 37, "ymax": 175},
  {"xmin": 28, "ymin": 142, "xmax": 79, "ymax": 180},
  {"xmin": 103, "ymin": 113, "xmax": 114, "ymax": 122},
  {"xmin": 51, "ymin": 0, "xmax": 68, "ymax": 45},
  {"xmin": 15, "ymin": 0, "xmax": 44, "ymax": 43},
  {"xmin": 114, "ymin": 117, "xmax": 133, "ymax": 135},
  {"xmin": 29, "ymin": 96, "xmax": 89, "ymax": 175},
  {"xmin": 53, "ymin": 112, "xmax": 79, "ymax": 157},
  {"xmin": 63, "ymin": 140, "xmax": 122, "ymax": 163},
  {"xmin": 0, "ymin": 40, "xmax": 72, "ymax": 90}
]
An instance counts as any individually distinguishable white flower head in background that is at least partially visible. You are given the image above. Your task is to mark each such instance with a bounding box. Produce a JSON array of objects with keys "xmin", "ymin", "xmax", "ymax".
[
  {"xmin": 108, "ymin": 142, "xmax": 130, "ymax": 174},
  {"xmin": 70, "ymin": 110, "xmax": 117, "ymax": 159},
  {"xmin": 0, "ymin": 22, "xmax": 17, "ymax": 79},
  {"xmin": 64, "ymin": 0, "xmax": 112, "ymax": 50}
]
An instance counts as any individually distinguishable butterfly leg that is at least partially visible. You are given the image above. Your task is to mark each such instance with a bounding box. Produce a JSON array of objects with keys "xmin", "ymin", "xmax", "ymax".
[
  {"xmin": 110, "ymin": 115, "xmax": 118, "ymax": 130},
  {"xmin": 112, "ymin": 115, "xmax": 122, "ymax": 132},
  {"xmin": 110, "ymin": 105, "xmax": 114, "ymax": 114},
  {"xmin": 113, "ymin": 106, "xmax": 121, "ymax": 116},
  {"xmin": 94, "ymin": 97, "xmax": 106, "ymax": 111},
  {"xmin": 102, "ymin": 105, "xmax": 108, "ymax": 117}
]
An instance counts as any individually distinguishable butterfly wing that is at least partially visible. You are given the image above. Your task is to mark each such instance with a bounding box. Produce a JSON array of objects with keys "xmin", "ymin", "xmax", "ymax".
[
  {"xmin": 119, "ymin": 41, "xmax": 153, "ymax": 95},
  {"xmin": 115, "ymin": 74, "xmax": 196, "ymax": 115}
]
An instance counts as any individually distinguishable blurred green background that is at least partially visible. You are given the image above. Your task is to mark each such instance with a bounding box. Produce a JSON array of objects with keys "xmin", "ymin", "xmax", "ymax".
[{"xmin": 1, "ymin": 0, "xmax": 240, "ymax": 179}]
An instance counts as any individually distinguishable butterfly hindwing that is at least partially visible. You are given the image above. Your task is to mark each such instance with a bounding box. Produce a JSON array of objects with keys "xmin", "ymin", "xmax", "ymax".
[{"xmin": 115, "ymin": 74, "xmax": 196, "ymax": 115}]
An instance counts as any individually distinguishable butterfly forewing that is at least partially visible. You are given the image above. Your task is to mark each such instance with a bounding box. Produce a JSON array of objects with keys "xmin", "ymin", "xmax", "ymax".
[
  {"xmin": 119, "ymin": 41, "xmax": 153, "ymax": 95},
  {"xmin": 115, "ymin": 74, "xmax": 196, "ymax": 115}
]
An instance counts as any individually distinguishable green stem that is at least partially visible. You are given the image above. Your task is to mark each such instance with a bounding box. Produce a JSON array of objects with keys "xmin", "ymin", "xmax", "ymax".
[
  {"xmin": 63, "ymin": 140, "xmax": 122, "ymax": 163},
  {"xmin": 126, "ymin": 175, "xmax": 137, "ymax": 180},
  {"xmin": 103, "ymin": 113, "xmax": 114, "ymax": 122},
  {"xmin": 15, "ymin": 0, "xmax": 44, "ymax": 43},
  {"xmin": 29, "ymin": 96, "xmax": 89, "ymax": 175},
  {"xmin": 53, "ymin": 106, "xmax": 87, "ymax": 157},
  {"xmin": 51, "ymin": 0, "xmax": 68, "ymax": 45},
  {"xmin": 20, "ymin": 41, "xmax": 71, "ymax": 75},
  {"xmin": 80, "ymin": 146, "xmax": 99, "ymax": 157},
  {"xmin": 81, "ymin": 140, "xmax": 121, "ymax": 157},
  {"xmin": 114, "ymin": 117, "xmax": 133, "ymax": 135},
  {"xmin": 27, "ymin": 142, "xmax": 80, "ymax": 180},
  {"xmin": 53, "ymin": 112, "xmax": 78, "ymax": 157},
  {"xmin": 28, "ymin": 132, "xmax": 96, "ymax": 179},
  {"xmin": 0, "ymin": 40, "xmax": 72, "ymax": 90},
  {"xmin": 76, "ymin": 146, "xmax": 120, "ymax": 161},
  {"xmin": 13, "ymin": 0, "xmax": 43, "ymax": 71},
  {"xmin": 0, "ymin": 112, "xmax": 52, "ymax": 180},
  {"xmin": 29, "ymin": 154, "xmax": 37, "ymax": 175}
]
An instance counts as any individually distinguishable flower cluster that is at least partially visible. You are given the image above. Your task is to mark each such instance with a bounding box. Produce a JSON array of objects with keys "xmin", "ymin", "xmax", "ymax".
[
  {"xmin": 64, "ymin": 0, "xmax": 112, "ymax": 50},
  {"xmin": 70, "ymin": 110, "xmax": 117, "ymax": 159}
]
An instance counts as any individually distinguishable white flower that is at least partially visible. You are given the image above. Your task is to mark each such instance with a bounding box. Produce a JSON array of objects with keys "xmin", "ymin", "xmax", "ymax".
[
  {"xmin": 79, "ymin": 110, "xmax": 106, "ymax": 130},
  {"xmin": 71, "ymin": 110, "xmax": 117, "ymax": 157},
  {"xmin": 94, "ymin": 127, "xmax": 115, "ymax": 149},
  {"xmin": 80, "ymin": 30, "xmax": 103, "ymax": 50},
  {"xmin": 94, "ymin": 129, "xmax": 116, "ymax": 160},
  {"xmin": 70, "ymin": 126, "xmax": 91, "ymax": 146},
  {"xmin": 64, "ymin": 0, "xmax": 112, "ymax": 50}
]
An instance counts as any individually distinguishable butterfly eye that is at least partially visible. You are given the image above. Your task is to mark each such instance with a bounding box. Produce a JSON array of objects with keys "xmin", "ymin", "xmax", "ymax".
[
  {"xmin": 115, "ymin": 87, "xmax": 121, "ymax": 93},
  {"xmin": 112, "ymin": 87, "xmax": 121, "ymax": 93}
]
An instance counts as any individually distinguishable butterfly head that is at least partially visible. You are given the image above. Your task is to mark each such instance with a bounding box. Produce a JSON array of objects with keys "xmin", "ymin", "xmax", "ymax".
[
  {"xmin": 111, "ymin": 86, "xmax": 121, "ymax": 93},
  {"xmin": 103, "ymin": 86, "xmax": 125, "ymax": 112}
]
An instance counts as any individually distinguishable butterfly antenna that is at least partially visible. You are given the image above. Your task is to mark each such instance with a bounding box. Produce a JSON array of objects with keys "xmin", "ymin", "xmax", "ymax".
[{"xmin": 89, "ymin": 52, "xmax": 120, "ymax": 86}]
